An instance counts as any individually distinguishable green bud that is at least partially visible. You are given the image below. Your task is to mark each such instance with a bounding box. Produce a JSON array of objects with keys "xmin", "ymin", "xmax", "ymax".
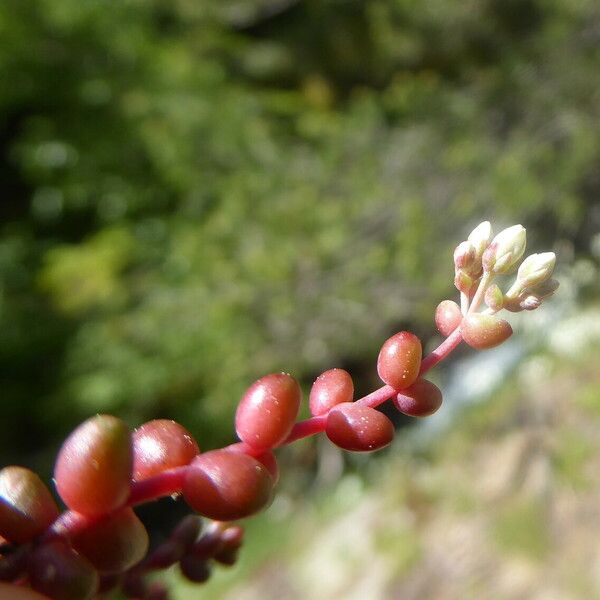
[
  {"xmin": 454, "ymin": 270, "xmax": 474, "ymax": 294},
  {"xmin": 484, "ymin": 284, "xmax": 504, "ymax": 312},
  {"xmin": 482, "ymin": 224, "xmax": 526, "ymax": 274}
]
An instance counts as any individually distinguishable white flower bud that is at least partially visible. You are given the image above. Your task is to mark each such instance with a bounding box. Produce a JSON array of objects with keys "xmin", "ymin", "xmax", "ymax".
[
  {"xmin": 467, "ymin": 221, "xmax": 492, "ymax": 258},
  {"xmin": 484, "ymin": 284, "xmax": 503, "ymax": 312},
  {"xmin": 506, "ymin": 257, "xmax": 558, "ymax": 300},
  {"xmin": 482, "ymin": 224, "xmax": 526, "ymax": 274},
  {"xmin": 454, "ymin": 241, "xmax": 476, "ymax": 271},
  {"xmin": 504, "ymin": 278, "xmax": 559, "ymax": 312},
  {"xmin": 516, "ymin": 252, "xmax": 556, "ymax": 289}
]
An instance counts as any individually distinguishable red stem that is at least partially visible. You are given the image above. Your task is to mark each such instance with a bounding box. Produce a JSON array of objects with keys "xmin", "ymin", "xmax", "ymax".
[
  {"xmin": 123, "ymin": 328, "xmax": 464, "ymax": 506},
  {"xmin": 419, "ymin": 327, "xmax": 464, "ymax": 373},
  {"xmin": 127, "ymin": 466, "xmax": 189, "ymax": 506},
  {"xmin": 281, "ymin": 414, "xmax": 327, "ymax": 444},
  {"xmin": 356, "ymin": 384, "xmax": 396, "ymax": 409}
]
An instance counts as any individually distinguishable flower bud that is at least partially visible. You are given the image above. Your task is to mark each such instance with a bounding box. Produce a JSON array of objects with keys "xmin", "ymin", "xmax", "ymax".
[
  {"xmin": 454, "ymin": 270, "xmax": 474, "ymax": 294},
  {"xmin": 484, "ymin": 284, "xmax": 504, "ymax": 312},
  {"xmin": 453, "ymin": 241, "xmax": 476, "ymax": 271},
  {"xmin": 504, "ymin": 278, "xmax": 559, "ymax": 312},
  {"xmin": 482, "ymin": 224, "xmax": 526, "ymax": 274},
  {"xmin": 516, "ymin": 252, "xmax": 556, "ymax": 287},
  {"xmin": 467, "ymin": 221, "xmax": 493, "ymax": 258},
  {"xmin": 519, "ymin": 282, "xmax": 558, "ymax": 311}
]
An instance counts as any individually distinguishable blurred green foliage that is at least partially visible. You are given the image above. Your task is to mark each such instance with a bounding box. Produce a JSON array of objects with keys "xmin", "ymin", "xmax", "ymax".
[
  {"xmin": 492, "ymin": 497, "xmax": 550, "ymax": 560},
  {"xmin": 1, "ymin": 0, "xmax": 599, "ymax": 468}
]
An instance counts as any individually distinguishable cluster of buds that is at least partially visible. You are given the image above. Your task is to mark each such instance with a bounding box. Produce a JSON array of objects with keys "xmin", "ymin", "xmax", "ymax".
[
  {"xmin": 445, "ymin": 221, "xmax": 558, "ymax": 349},
  {"xmin": 0, "ymin": 221, "xmax": 557, "ymax": 599}
]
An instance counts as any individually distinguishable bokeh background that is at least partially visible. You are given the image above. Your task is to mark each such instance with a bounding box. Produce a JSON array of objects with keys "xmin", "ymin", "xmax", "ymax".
[{"xmin": 1, "ymin": 1, "xmax": 599, "ymax": 598}]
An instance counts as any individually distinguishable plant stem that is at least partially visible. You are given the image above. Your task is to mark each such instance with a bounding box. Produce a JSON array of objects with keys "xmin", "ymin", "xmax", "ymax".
[
  {"xmin": 460, "ymin": 291, "xmax": 469, "ymax": 315},
  {"xmin": 418, "ymin": 327, "xmax": 464, "ymax": 373},
  {"xmin": 127, "ymin": 466, "xmax": 189, "ymax": 506},
  {"xmin": 357, "ymin": 385, "xmax": 396, "ymax": 409},
  {"xmin": 468, "ymin": 271, "xmax": 492, "ymax": 314},
  {"xmin": 123, "ymin": 328, "xmax": 464, "ymax": 506},
  {"xmin": 282, "ymin": 414, "xmax": 328, "ymax": 444}
]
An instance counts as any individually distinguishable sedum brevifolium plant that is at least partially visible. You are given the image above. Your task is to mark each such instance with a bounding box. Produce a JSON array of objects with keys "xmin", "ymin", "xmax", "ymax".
[{"xmin": 0, "ymin": 221, "xmax": 558, "ymax": 599}]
